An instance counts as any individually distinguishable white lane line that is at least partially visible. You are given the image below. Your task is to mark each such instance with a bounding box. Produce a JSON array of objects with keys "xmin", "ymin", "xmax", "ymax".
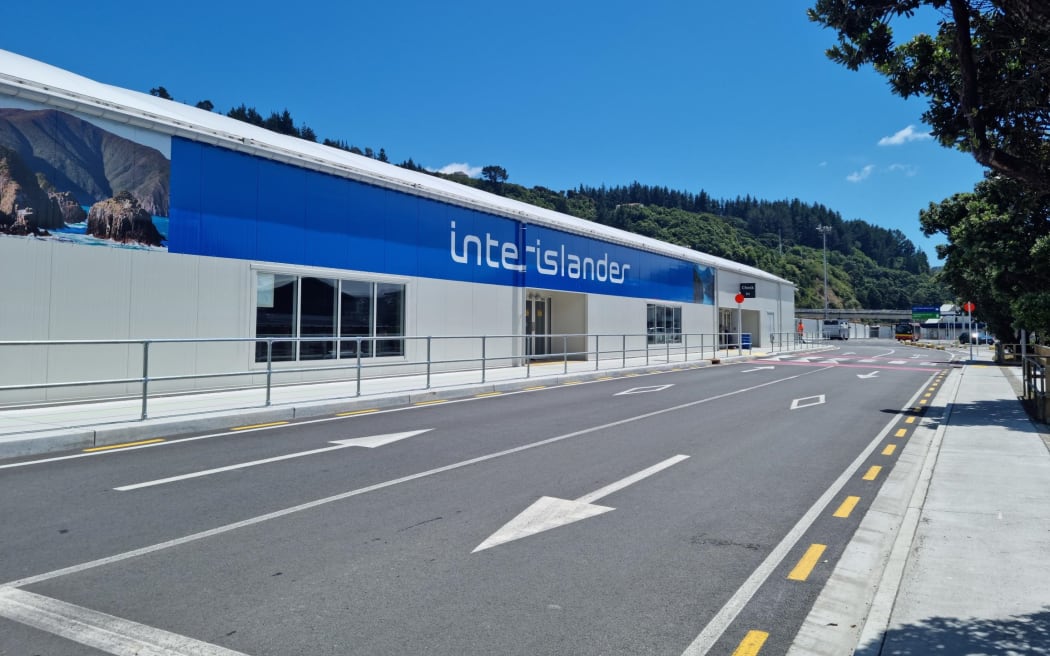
[
  {"xmin": 679, "ymin": 368, "xmax": 936, "ymax": 656},
  {"xmin": 2, "ymin": 367, "xmax": 834, "ymax": 591},
  {"xmin": 0, "ymin": 587, "xmax": 248, "ymax": 656},
  {"xmin": 114, "ymin": 430, "xmax": 430, "ymax": 491}
]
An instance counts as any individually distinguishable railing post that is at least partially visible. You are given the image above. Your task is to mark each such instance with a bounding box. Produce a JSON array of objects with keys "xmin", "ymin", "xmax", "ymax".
[
  {"xmin": 646, "ymin": 335, "xmax": 650, "ymax": 365},
  {"xmin": 622, "ymin": 334, "xmax": 626, "ymax": 369},
  {"xmin": 563, "ymin": 335, "xmax": 568, "ymax": 374},
  {"xmin": 265, "ymin": 339, "xmax": 273, "ymax": 407},
  {"xmin": 684, "ymin": 334, "xmax": 689, "ymax": 362},
  {"xmin": 666, "ymin": 335, "xmax": 670, "ymax": 364},
  {"xmin": 594, "ymin": 335, "xmax": 599, "ymax": 371},
  {"xmin": 426, "ymin": 336, "xmax": 432, "ymax": 389},
  {"xmin": 356, "ymin": 338, "xmax": 362, "ymax": 397},
  {"xmin": 481, "ymin": 335, "xmax": 487, "ymax": 384},
  {"xmin": 526, "ymin": 335, "xmax": 531, "ymax": 378},
  {"xmin": 140, "ymin": 340, "xmax": 150, "ymax": 420}
]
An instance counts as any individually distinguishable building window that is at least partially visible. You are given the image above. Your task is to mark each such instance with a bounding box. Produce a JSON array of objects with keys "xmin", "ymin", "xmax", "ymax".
[
  {"xmin": 255, "ymin": 272, "xmax": 405, "ymax": 362},
  {"xmin": 647, "ymin": 303, "xmax": 682, "ymax": 344}
]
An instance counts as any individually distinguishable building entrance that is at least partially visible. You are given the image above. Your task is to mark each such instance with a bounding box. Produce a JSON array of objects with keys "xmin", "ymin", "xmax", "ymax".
[{"xmin": 526, "ymin": 294, "xmax": 551, "ymax": 357}]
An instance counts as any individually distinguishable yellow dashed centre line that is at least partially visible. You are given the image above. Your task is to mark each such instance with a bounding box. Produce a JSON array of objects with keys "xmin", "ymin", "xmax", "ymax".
[
  {"xmin": 882, "ymin": 444, "xmax": 897, "ymax": 456},
  {"xmin": 731, "ymin": 630, "xmax": 770, "ymax": 656},
  {"xmin": 863, "ymin": 465, "xmax": 883, "ymax": 481},
  {"xmin": 895, "ymin": 428, "xmax": 908, "ymax": 438},
  {"xmin": 787, "ymin": 543, "xmax": 827, "ymax": 581},
  {"xmin": 335, "ymin": 409, "xmax": 378, "ymax": 417},
  {"xmin": 83, "ymin": 438, "xmax": 164, "ymax": 452},
  {"xmin": 230, "ymin": 421, "xmax": 288, "ymax": 431},
  {"xmin": 833, "ymin": 496, "xmax": 860, "ymax": 518}
]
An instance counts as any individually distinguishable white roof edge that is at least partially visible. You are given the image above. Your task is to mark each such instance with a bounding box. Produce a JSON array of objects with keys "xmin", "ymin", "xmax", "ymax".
[{"xmin": 0, "ymin": 49, "xmax": 794, "ymax": 287}]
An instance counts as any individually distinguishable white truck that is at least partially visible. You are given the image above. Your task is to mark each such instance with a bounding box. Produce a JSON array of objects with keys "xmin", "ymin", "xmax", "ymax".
[{"xmin": 822, "ymin": 319, "xmax": 850, "ymax": 340}]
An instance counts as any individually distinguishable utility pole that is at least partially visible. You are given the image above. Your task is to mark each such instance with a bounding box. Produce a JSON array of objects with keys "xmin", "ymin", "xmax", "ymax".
[{"xmin": 816, "ymin": 225, "xmax": 832, "ymax": 320}]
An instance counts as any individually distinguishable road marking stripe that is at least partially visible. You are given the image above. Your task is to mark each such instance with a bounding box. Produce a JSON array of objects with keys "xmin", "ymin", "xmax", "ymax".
[
  {"xmin": 863, "ymin": 465, "xmax": 882, "ymax": 481},
  {"xmin": 787, "ymin": 544, "xmax": 827, "ymax": 581},
  {"xmin": 0, "ymin": 588, "xmax": 247, "ymax": 656},
  {"xmin": 918, "ymin": 399, "xmax": 928, "ymax": 405},
  {"xmin": 882, "ymin": 444, "xmax": 897, "ymax": 456},
  {"xmin": 413, "ymin": 400, "xmax": 447, "ymax": 406},
  {"xmin": 895, "ymin": 428, "xmax": 908, "ymax": 438},
  {"xmin": 83, "ymin": 439, "xmax": 164, "ymax": 452},
  {"xmin": 230, "ymin": 421, "xmax": 287, "ymax": 431},
  {"xmin": 731, "ymin": 630, "xmax": 769, "ymax": 656},
  {"xmin": 833, "ymin": 496, "xmax": 860, "ymax": 518},
  {"xmin": 335, "ymin": 409, "xmax": 378, "ymax": 417},
  {"xmin": 905, "ymin": 416, "xmax": 916, "ymax": 424},
  {"xmin": 474, "ymin": 392, "xmax": 503, "ymax": 397},
  {"xmin": 562, "ymin": 381, "xmax": 582, "ymax": 385},
  {"xmin": 523, "ymin": 386, "xmax": 547, "ymax": 391}
]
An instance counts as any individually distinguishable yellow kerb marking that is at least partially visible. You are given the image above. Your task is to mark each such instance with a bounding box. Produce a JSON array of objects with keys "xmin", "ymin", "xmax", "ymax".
[
  {"xmin": 923, "ymin": 393, "xmax": 932, "ymax": 398},
  {"xmin": 731, "ymin": 630, "xmax": 770, "ymax": 656},
  {"xmin": 905, "ymin": 417, "xmax": 916, "ymax": 424},
  {"xmin": 918, "ymin": 399, "xmax": 928, "ymax": 405},
  {"xmin": 336, "ymin": 409, "xmax": 378, "ymax": 417},
  {"xmin": 833, "ymin": 496, "xmax": 860, "ymax": 518},
  {"xmin": 84, "ymin": 438, "xmax": 164, "ymax": 452},
  {"xmin": 413, "ymin": 400, "xmax": 447, "ymax": 406},
  {"xmin": 895, "ymin": 428, "xmax": 908, "ymax": 438},
  {"xmin": 787, "ymin": 543, "xmax": 827, "ymax": 581},
  {"xmin": 474, "ymin": 392, "xmax": 503, "ymax": 398},
  {"xmin": 882, "ymin": 444, "xmax": 897, "ymax": 456},
  {"xmin": 863, "ymin": 465, "xmax": 882, "ymax": 481},
  {"xmin": 562, "ymin": 381, "xmax": 582, "ymax": 385},
  {"xmin": 598, "ymin": 377, "xmax": 614, "ymax": 381},
  {"xmin": 523, "ymin": 386, "xmax": 547, "ymax": 391},
  {"xmin": 231, "ymin": 421, "xmax": 288, "ymax": 431}
]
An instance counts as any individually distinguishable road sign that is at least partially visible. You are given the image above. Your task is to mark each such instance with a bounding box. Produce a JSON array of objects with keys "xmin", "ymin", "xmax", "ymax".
[
  {"xmin": 911, "ymin": 306, "xmax": 939, "ymax": 321},
  {"xmin": 739, "ymin": 282, "xmax": 756, "ymax": 298},
  {"xmin": 963, "ymin": 301, "xmax": 975, "ymax": 313},
  {"xmin": 735, "ymin": 293, "xmax": 745, "ymax": 304}
]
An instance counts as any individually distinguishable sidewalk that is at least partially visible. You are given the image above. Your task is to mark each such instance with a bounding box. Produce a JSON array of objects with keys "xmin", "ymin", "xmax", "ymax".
[
  {"xmin": 854, "ymin": 361, "xmax": 1050, "ymax": 655},
  {"xmin": 0, "ymin": 344, "xmax": 804, "ymax": 460}
]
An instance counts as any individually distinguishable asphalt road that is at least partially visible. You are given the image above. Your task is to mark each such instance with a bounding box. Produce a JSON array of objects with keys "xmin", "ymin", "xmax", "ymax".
[{"xmin": 0, "ymin": 340, "xmax": 956, "ymax": 656}]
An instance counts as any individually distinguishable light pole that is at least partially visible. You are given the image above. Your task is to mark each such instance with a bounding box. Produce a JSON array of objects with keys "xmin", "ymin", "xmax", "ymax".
[{"xmin": 816, "ymin": 225, "xmax": 832, "ymax": 320}]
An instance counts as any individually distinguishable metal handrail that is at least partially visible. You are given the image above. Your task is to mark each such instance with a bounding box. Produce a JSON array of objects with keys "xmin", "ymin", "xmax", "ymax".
[{"xmin": 0, "ymin": 330, "xmax": 823, "ymax": 420}]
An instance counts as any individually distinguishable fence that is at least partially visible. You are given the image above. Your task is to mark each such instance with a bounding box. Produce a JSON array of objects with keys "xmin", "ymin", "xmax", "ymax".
[
  {"xmin": 1021, "ymin": 347, "xmax": 1049, "ymax": 422},
  {"xmin": 0, "ymin": 331, "xmax": 822, "ymax": 420}
]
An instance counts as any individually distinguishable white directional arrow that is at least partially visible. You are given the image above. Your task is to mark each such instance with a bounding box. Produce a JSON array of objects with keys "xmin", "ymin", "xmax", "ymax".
[
  {"xmin": 741, "ymin": 366, "xmax": 775, "ymax": 373},
  {"xmin": 472, "ymin": 455, "xmax": 689, "ymax": 552},
  {"xmin": 857, "ymin": 371, "xmax": 880, "ymax": 379},
  {"xmin": 115, "ymin": 430, "xmax": 431, "ymax": 491}
]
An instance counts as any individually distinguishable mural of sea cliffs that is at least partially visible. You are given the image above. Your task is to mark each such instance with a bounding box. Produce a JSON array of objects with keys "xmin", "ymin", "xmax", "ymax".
[{"xmin": 0, "ymin": 106, "xmax": 169, "ymax": 249}]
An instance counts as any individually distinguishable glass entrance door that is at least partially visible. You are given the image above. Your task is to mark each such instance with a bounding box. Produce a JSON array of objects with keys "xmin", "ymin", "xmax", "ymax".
[{"xmin": 526, "ymin": 295, "xmax": 551, "ymax": 357}]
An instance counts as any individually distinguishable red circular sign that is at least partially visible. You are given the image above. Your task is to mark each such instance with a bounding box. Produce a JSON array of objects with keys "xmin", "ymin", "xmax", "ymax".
[
  {"xmin": 735, "ymin": 293, "xmax": 745, "ymax": 304},
  {"xmin": 963, "ymin": 301, "xmax": 976, "ymax": 313}
]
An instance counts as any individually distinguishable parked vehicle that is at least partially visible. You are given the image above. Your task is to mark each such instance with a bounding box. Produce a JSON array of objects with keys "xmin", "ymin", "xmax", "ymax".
[
  {"xmin": 960, "ymin": 331, "xmax": 994, "ymax": 345},
  {"xmin": 822, "ymin": 319, "xmax": 849, "ymax": 340}
]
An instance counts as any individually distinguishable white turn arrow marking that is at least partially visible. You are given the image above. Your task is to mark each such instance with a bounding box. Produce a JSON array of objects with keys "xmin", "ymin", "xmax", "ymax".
[
  {"xmin": 115, "ymin": 430, "xmax": 431, "ymax": 491},
  {"xmin": 741, "ymin": 366, "xmax": 775, "ymax": 373},
  {"xmin": 857, "ymin": 371, "xmax": 880, "ymax": 379},
  {"xmin": 472, "ymin": 455, "xmax": 689, "ymax": 552}
]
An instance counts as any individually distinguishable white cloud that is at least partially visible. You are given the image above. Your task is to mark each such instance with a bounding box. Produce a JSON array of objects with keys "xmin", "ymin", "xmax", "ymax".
[
  {"xmin": 846, "ymin": 164, "xmax": 875, "ymax": 182},
  {"xmin": 818, "ymin": 161, "xmax": 828, "ymax": 167},
  {"xmin": 878, "ymin": 125, "xmax": 932, "ymax": 146},
  {"xmin": 430, "ymin": 162, "xmax": 482, "ymax": 177},
  {"xmin": 888, "ymin": 163, "xmax": 919, "ymax": 177}
]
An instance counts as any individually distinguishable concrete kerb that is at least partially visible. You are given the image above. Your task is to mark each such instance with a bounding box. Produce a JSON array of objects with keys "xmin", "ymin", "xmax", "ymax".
[
  {"xmin": 0, "ymin": 348, "xmax": 801, "ymax": 461},
  {"xmin": 786, "ymin": 364, "xmax": 961, "ymax": 656}
]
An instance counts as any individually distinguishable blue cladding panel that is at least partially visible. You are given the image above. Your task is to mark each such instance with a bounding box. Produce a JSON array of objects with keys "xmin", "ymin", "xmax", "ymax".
[
  {"xmin": 257, "ymin": 158, "xmax": 306, "ymax": 265},
  {"xmin": 168, "ymin": 139, "xmax": 706, "ymax": 304}
]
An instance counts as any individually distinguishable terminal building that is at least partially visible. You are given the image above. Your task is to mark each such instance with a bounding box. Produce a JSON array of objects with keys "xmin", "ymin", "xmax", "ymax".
[{"xmin": 0, "ymin": 50, "xmax": 796, "ymax": 402}]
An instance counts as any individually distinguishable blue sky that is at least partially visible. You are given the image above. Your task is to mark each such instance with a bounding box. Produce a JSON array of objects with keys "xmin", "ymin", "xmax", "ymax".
[{"xmin": 5, "ymin": 0, "xmax": 985, "ymax": 263}]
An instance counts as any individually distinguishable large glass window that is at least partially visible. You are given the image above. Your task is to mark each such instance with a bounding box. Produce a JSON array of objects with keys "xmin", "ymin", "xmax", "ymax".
[
  {"xmin": 256, "ymin": 273, "xmax": 298, "ymax": 361},
  {"xmin": 647, "ymin": 303, "xmax": 682, "ymax": 344},
  {"xmin": 254, "ymin": 272, "xmax": 405, "ymax": 362}
]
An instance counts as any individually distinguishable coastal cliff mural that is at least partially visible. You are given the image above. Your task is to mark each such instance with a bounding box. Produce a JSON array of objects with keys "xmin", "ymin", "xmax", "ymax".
[{"xmin": 0, "ymin": 104, "xmax": 169, "ymax": 249}]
